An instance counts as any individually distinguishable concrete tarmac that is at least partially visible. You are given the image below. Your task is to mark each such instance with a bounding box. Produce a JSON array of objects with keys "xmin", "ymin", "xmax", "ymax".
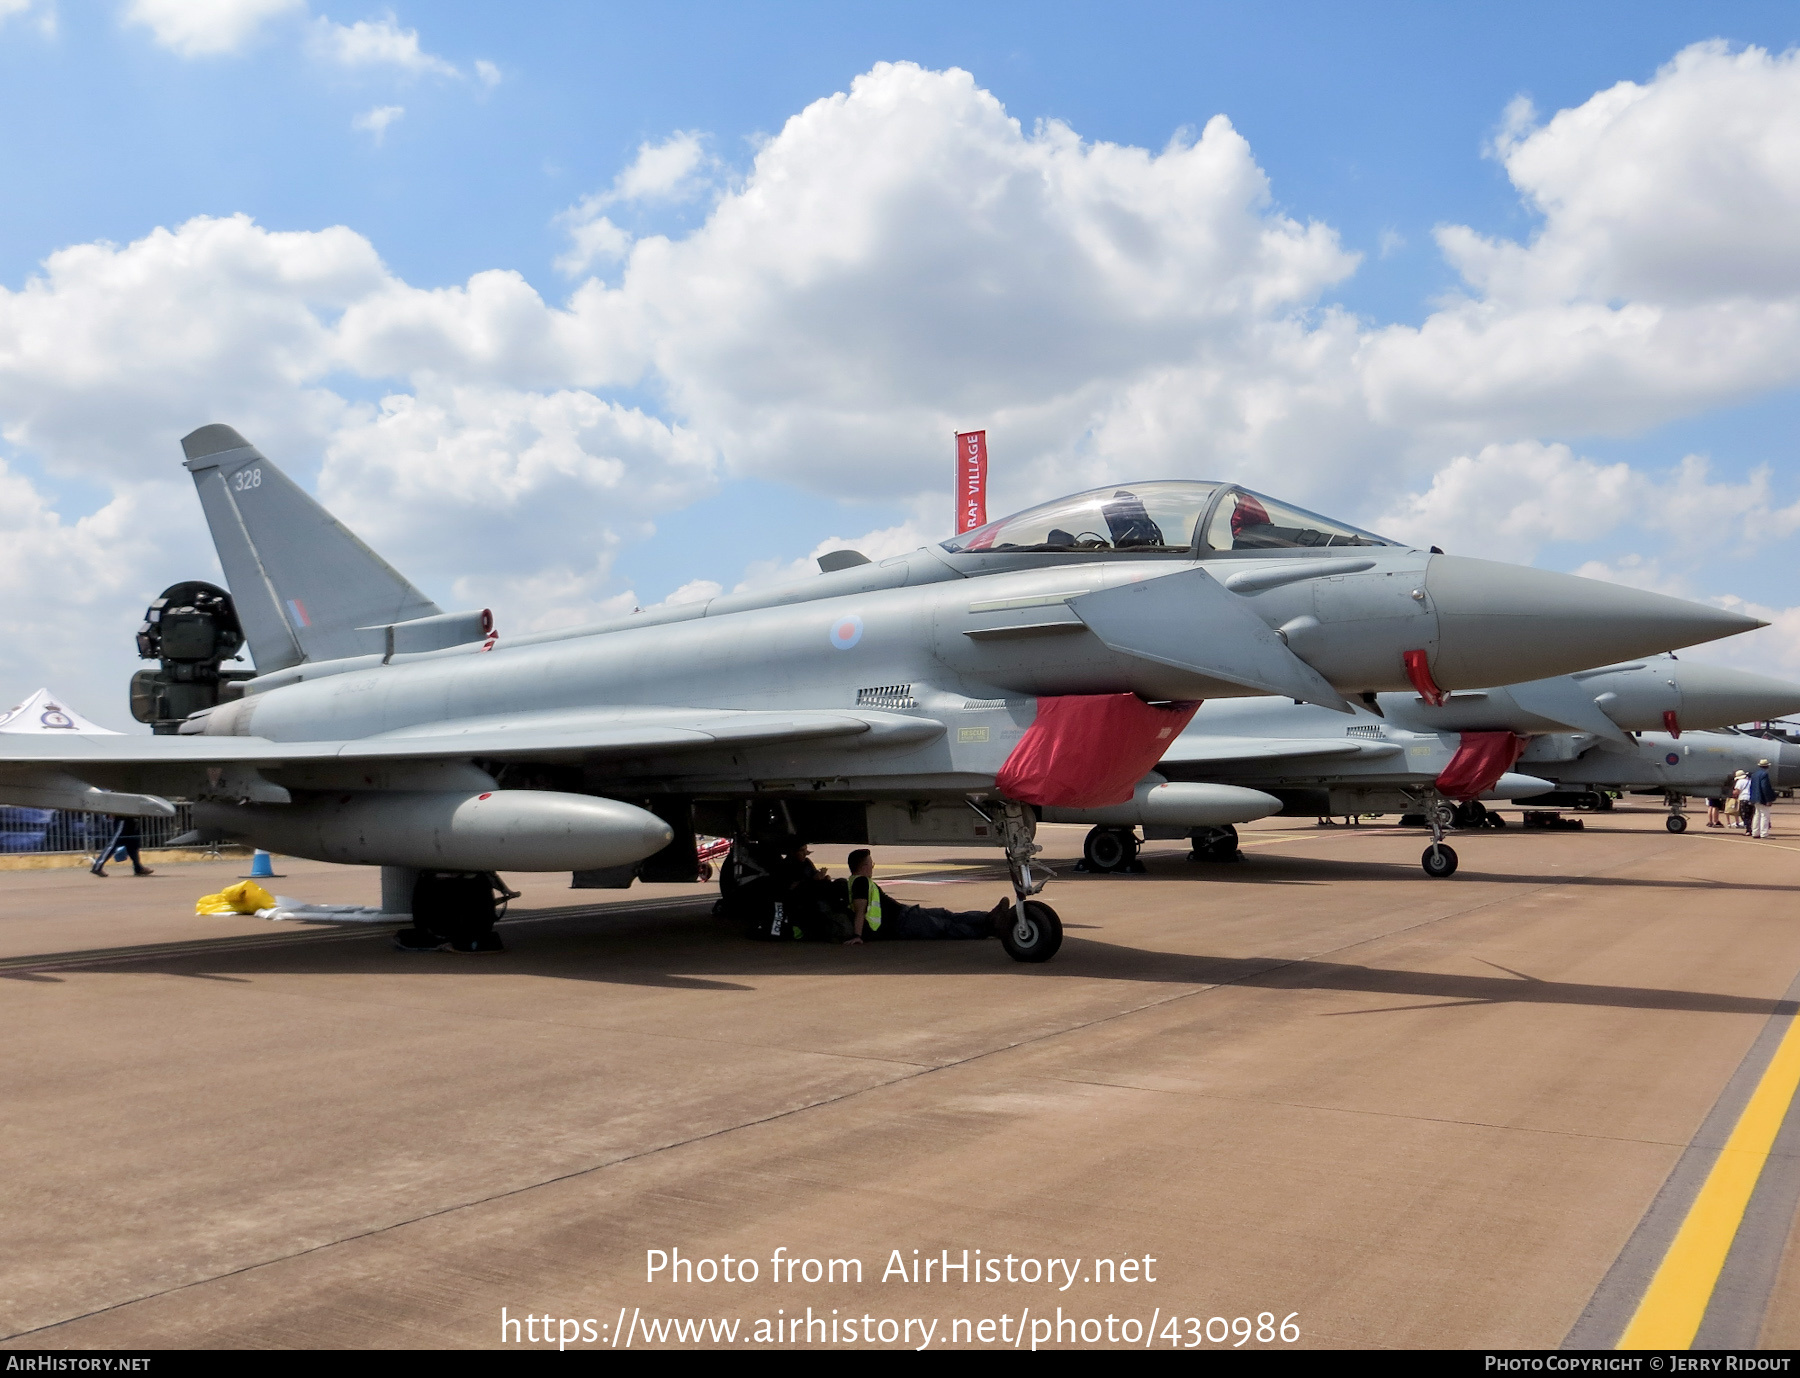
[{"xmin": 3, "ymin": 807, "xmax": 1799, "ymax": 1350}]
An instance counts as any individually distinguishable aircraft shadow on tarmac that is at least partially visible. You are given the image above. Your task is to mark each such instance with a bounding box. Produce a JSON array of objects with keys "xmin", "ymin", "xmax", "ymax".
[{"xmin": 7, "ymin": 899, "xmax": 1793, "ymax": 1020}]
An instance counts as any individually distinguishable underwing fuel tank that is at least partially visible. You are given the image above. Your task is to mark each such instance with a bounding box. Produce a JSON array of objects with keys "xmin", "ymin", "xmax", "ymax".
[
  {"xmin": 1039, "ymin": 780, "xmax": 1281, "ymax": 829},
  {"xmin": 193, "ymin": 790, "xmax": 674, "ymax": 871}
]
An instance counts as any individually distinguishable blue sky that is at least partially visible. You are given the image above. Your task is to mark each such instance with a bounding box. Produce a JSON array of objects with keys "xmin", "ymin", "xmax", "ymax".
[
  {"xmin": 4, "ymin": 3, "xmax": 1793, "ymax": 302},
  {"xmin": 3, "ymin": 2, "xmax": 1800, "ymax": 723}
]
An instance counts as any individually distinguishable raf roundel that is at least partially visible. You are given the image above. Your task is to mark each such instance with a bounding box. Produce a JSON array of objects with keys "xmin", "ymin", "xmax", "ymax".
[
  {"xmin": 1666, "ymin": 752, "xmax": 1680, "ymax": 765},
  {"xmin": 829, "ymin": 613, "xmax": 864, "ymax": 650}
]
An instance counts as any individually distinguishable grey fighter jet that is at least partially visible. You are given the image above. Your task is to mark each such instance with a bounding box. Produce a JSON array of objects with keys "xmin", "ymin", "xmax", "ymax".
[
  {"xmin": 0, "ymin": 426, "xmax": 1768, "ymax": 959},
  {"xmin": 1521, "ymin": 727, "xmax": 1800, "ymax": 830},
  {"xmin": 1055, "ymin": 657, "xmax": 1800, "ymax": 874}
]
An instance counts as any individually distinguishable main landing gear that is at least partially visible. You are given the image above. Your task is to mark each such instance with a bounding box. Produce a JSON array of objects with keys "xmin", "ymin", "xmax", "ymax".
[
  {"xmin": 1189, "ymin": 824, "xmax": 1241, "ymax": 863},
  {"xmin": 1080, "ymin": 825, "xmax": 1142, "ymax": 874},
  {"xmin": 392, "ymin": 869, "xmax": 510, "ymax": 952},
  {"xmin": 981, "ymin": 800, "xmax": 1063, "ymax": 964}
]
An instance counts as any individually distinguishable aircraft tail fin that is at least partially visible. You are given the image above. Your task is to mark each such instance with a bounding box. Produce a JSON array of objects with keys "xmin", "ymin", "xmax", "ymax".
[{"xmin": 181, "ymin": 425, "xmax": 442, "ymax": 673}]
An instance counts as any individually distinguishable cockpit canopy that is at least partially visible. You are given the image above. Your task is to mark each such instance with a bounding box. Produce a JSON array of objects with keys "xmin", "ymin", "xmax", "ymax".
[{"xmin": 939, "ymin": 480, "xmax": 1401, "ymax": 557}]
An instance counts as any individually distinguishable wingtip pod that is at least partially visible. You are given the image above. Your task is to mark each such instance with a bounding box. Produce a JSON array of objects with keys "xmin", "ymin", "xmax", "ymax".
[{"xmin": 1425, "ymin": 556, "xmax": 1768, "ymax": 689}]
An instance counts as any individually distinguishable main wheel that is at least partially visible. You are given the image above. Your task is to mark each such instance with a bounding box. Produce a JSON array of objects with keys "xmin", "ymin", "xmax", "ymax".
[
  {"xmin": 1188, "ymin": 824, "xmax": 1240, "ymax": 863},
  {"xmin": 1421, "ymin": 843, "xmax": 1459, "ymax": 878},
  {"xmin": 1083, "ymin": 827, "xmax": 1138, "ymax": 873},
  {"xmin": 1000, "ymin": 900, "xmax": 1063, "ymax": 963},
  {"xmin": 1666, "ymin": 813, "xmax": 1688, "ymax": 833}
]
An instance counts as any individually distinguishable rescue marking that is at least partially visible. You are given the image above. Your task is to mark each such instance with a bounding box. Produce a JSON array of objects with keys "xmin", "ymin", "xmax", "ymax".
[{"xmin": 1616, "ymin": 1005, "xmax": 1800, "ymax": 1349}]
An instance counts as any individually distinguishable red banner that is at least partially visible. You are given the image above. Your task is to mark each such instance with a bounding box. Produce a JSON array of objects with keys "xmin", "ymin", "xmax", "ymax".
[{"xmin": 955, "ymin": 430, "xmax": 988, "ymax": 533}]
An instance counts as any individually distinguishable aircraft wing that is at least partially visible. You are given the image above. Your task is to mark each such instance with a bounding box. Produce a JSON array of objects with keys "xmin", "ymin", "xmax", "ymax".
[
  {"xmin": 1159, "ymin": 736, "xmax": 1404, "ymax": 767},
  {"xmin": 0, "ymin": 707, "xmax": 944, "ymax": 809}
]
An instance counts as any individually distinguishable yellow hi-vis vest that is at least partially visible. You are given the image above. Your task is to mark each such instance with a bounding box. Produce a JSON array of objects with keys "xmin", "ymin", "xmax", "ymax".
[{"xmin": 864, "ymin": 879, "xmax": 883, "ymax": 931}]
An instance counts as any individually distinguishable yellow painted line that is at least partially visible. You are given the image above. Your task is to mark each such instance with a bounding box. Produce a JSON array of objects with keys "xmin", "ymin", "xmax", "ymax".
[{"xmin": 1617, "ymin": 1011, "xmax": 1800, "ymax": 1348}]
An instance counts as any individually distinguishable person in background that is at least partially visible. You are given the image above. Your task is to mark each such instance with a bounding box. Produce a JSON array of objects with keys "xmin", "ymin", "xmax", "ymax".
[
  {"xmin": 91, "ymin": 814, "xmax": 153, "ymax": 877},
  {"xmin": 1750, "ymin": 758, "xmax": 1777, "ymax": 838},
  {"xmin": 1706, "ymin": 792, "xmax": 1725, "ymax": 828},
  {"xmin": 1734, "ymin": 771, "xmax": 1755, "ymax": 832},
  {"xmin": 844, "ymin": 849, "xmax": 1014, "ymax": 944}
]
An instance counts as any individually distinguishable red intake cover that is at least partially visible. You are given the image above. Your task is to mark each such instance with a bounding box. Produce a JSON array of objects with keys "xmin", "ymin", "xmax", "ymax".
[{"xmin": 996, "ymin": 694, "xmax": 1200, "ymax": 808}]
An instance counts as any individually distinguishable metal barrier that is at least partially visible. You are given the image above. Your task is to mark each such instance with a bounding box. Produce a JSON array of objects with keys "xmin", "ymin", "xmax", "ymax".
[{"xmin": 0, "ymin": 805, "xmax": 200, "ymax": 856}]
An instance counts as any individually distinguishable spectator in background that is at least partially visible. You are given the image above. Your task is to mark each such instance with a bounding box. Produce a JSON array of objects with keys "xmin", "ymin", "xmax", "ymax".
[
  {"xmin": 91, "ymin": 815, "xmax": 153, "ymax": 877},
  {"xmin": 1750, "ymin": 759, "xmax": 1777, "ymax": 838}
]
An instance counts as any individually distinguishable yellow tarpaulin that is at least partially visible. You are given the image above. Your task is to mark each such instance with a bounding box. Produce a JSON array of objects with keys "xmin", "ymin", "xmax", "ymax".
[{"xmin": 195, "ymin": 880, "xmax": 275, "ymax": 915}]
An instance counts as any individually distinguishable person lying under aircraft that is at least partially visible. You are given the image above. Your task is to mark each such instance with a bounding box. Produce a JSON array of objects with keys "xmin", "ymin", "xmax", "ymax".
[
  {"xmin": 0, "ymin": 428, "xmax": 1768, "ymax": 959},
  {"xmin": 843, "ymin": 849, "xmax": 1015, "ymax": 944}
]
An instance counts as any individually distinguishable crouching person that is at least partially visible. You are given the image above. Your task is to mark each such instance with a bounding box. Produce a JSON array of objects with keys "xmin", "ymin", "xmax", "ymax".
[{"xmin": 845, "ymin": 848, "xmax": 1012, "ymax": 944}]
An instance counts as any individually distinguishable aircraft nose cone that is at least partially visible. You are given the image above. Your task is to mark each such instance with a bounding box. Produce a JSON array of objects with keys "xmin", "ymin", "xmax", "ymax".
[
  {"xmin": 1674, "ymin": 664, "xmax": 1800, "ymax": 728},
  {"xmin": 1424, "ymin": 556, "xmax": 1766, "ymax": 689}
]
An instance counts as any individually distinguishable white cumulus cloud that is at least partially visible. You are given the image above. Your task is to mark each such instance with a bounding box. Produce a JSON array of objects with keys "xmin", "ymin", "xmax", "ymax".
[
  {"xmin": 311, "ymin": 11, "xmax": 457, "ymax": 76},
  {"xmin": 124, "ymin": 0, "xmax": 301, "ymax": 55},
  {"xmin": 555, "ymin": 132, "xmax": 714, "ymax": 275},
  {"xmin": 352, "ymin": 104, "xmax": 403, "ymax": 142}
]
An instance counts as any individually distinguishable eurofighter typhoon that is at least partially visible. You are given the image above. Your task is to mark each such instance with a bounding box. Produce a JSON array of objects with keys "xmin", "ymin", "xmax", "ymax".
[
  {"xmin": 1054, "ymin": 657, "xmax": 1800, "ymax": 874},
  {"xmin": 0, "ymin": 426, "xmax": 1768, "ymax": 960}
]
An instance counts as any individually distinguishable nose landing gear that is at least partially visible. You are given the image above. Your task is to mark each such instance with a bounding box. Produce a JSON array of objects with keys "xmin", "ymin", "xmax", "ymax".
[
  {"xmin": 1422, "ymin": 798, "xmax": 1459, "ymax": 878},
  {"xmin": 1665, "ymin": 791, "xmax": 1689, "ymax": 833},
  {"xmin": 973, "ymin": 799, "xmax": 1064, "ymax": 964}
]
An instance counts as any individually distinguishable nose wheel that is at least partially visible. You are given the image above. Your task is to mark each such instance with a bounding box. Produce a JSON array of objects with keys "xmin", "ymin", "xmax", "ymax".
[
  {"xmin": 1000, "ymin": 899, "xmax": 1063, "ymax": 963},
  {"xmin": 1665, "ymin": 791, "xmax": 1688, "ymax": 833}
]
